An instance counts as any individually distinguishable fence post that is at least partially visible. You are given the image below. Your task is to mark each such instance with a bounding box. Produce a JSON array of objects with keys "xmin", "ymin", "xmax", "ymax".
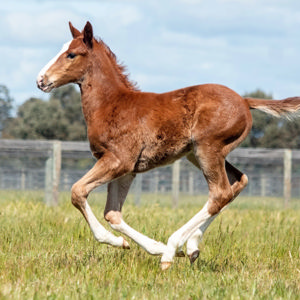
[
  {"xmin": 260, "ymin": 174, "xmax": 266, "ymax": 197},
  {"xmin": 283, "ymin": 149, "xmax": 292, "ymax": 207},
  {"xmin": 188, "ymin": 170, "xmax": 194, "ymax": 195},
  {"xmin": 134, "ymin": 174, "xmax": 142, "ymax": 206},
  {"xmin": 45, "ymin": 141, "xmax": 61, "ymax": 206},
  {"xmin": 172, "ymin": 160, "xmax": 180, "ymax": 208},
  {"xmin": 21, "ymin": 168, "xmax": 26, "ymax": 190}
]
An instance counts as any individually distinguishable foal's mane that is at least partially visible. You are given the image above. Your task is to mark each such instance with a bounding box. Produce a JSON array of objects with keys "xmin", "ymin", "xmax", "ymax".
[{"xmin": 96, "ymin": 38, "xmax": 139, "ymax": 91}]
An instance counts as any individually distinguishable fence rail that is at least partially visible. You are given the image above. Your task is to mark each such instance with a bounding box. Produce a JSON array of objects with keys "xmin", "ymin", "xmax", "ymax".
[{"xmin": 0, "ymin": 139, "xmax": 300, "ymax": 206}]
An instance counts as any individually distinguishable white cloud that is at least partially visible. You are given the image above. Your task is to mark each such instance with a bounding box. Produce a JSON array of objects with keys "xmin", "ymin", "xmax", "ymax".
[
  {"xmin": 1, "ymin": 0, "xmax": 300, "ymax": 106},
  {"xmin": 111, "ymin": 6, "xmax": 142, "ymax": 26},
  {"xmin": 2, "ymin": 10, "xmax": 83, "ymax": 46},
  {"xmin": 0, "ymin": 45, "xmax": 50, "ymax": 103},
  {"xmin": 178, "ymin": 0, "xmax": 203, "ymax": 4}
]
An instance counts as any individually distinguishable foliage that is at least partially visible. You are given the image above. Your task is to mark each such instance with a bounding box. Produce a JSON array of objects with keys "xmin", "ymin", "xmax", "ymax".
[
  {"xmin": 3, "ymin": 85, "xmax": 87, "ymax": 141},
  {"xmin": 0, "ymin": 85, "xmax": 13, "ymax": 136},
  {"xmin": 0, "ymin": 192, "xmax": 300, "ymax": 299},
  {"xmin": 49, "ymin": 85, "xmax": 86, "ymax": 140},
  {"xmin": 4, "ymin": 97, "xmax": 68, "ymax": 140},
  {"xmin": 2, "ymin": 85, "xmax": 300, "ymax": 147},
  {"xmin": 241, "ymin": 89, "xmax": 300, "ymax": 148}
]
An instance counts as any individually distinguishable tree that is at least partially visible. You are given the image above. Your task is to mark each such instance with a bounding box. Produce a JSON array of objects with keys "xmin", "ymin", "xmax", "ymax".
[
  {"xmin": 5, "ymin": 97, "xmax": 69, "ymax": 140},
  {"xmin": 280, "ymin": 119, "xmax": 300, "ymax": 148},
  {"xmin": 241, "ymin": 89, "xmax": 300, "ymax": 149},
  {"xmin": 4, "ymin": 85, "xmax": 87, "ymax": 141},
  {"xmin": 49, "ymin": 85, "xmax": 86, "ymax": 140},
  {"xmin": 0, "ymin": 85, "xmax": 13, "ymax": 137},
  {"xmin": 242, "ymin": 89, "xmax": 276, "ymax": 148},
  {"xmin": 4, "ymin": 85, "xmax": 300, "ymax": 147}
]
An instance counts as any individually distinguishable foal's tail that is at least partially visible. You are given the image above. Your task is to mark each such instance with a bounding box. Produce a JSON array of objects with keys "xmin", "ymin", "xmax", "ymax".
[{"xmin": 245, "ymin": 96, "xmax": 300, "ymax": 119}]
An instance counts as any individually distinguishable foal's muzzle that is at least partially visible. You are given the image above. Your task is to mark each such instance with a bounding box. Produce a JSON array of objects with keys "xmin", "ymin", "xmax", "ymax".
[{"xmin": 36, "ymin": 75, "xmax": 54, "ymax": 93}]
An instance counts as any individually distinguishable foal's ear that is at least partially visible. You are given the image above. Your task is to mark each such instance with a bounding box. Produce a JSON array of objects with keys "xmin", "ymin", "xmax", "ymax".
[
  {"xmin": 69, "ymin": 22, "xmax": 81, "ymax": 38},
  {"xmin": 83, "ymin": 21, "xmax": 93, "ymax": 49}
]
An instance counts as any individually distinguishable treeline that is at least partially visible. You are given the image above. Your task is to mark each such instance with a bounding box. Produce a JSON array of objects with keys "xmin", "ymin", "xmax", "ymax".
[
  {"xmin": 1, "ymin": 84, "xmax": 300, "ymax": 148},
  {"xmin": 242, "ymin": 90, "xmax": 300, "ymax": 148},
  {"xmin": 1, "ymin": 85, "xmax": 86, "ymax": 141}
]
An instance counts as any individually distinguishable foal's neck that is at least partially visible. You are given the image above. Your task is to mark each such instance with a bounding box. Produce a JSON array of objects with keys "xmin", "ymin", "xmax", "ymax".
[{"xmin": 79, "ymin": 45, "xmax": 130, "ymax": 122}]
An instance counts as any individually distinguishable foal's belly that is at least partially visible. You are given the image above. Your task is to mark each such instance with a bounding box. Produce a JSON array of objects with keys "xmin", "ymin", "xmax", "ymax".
[{"xmin": 133, "ymin": 143, "xmax": 192, "ymax": 173}]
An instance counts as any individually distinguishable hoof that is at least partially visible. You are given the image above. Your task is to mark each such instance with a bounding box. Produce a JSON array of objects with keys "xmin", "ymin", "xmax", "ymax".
[
  {"xmin": 161, "ymin": 261, "xmax": 172, "ymax": 271},
  {"xmin": 175, "ymin": 250, "xmax": 185, "ymax": 257},
  {"xmin": 188, "ymin": 250, "xmax": 200, "ymax": 264},
  {"xmin": 122, "ymin": 238, "xmax": 130, "ymax": 249}
]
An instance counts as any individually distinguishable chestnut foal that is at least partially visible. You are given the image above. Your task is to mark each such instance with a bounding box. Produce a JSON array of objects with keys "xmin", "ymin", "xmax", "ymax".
[{"xmin": 37, "ymin": 22, "xmax": 300, "ymax": 270}]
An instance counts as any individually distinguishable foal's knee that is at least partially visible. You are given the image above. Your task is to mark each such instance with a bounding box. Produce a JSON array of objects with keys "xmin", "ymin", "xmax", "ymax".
[{"xmin": 71, "ymin": 182, "xmax": 87, "ymax": 209}]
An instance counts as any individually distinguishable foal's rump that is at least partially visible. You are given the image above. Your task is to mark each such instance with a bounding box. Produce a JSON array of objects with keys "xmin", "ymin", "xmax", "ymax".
[{"xmin": 184, "ymin": 84, "xmax": 253, "ymax": 154}]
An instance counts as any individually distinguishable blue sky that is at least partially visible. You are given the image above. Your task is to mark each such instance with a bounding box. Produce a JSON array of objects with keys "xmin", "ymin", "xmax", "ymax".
[{"xmin": 1, "ymin": 0, "xmax": 300, "ymax": 106}]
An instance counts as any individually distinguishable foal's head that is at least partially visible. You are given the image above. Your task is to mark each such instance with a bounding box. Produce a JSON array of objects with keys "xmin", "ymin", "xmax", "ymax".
[{"xmin": 37, "ymin": 22, "xmax": 95, "ymax": 92}]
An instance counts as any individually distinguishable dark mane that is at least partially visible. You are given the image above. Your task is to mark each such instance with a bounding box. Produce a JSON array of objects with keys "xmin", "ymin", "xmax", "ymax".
[{"xmin": 96, "ymin": 38, "xmax": 139, "ymax": 91}]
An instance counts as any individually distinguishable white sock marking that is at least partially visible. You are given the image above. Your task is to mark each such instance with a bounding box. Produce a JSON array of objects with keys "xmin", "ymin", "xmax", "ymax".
[
  {"xmin": 85, "ymin": 202, "xmax": 123, "ymax": 247},
  {"xmin": 161, "ymin": 202, "xmax": 213, "ymax": 263},
  {"xmin": 186, "ymin": 214, "xmax": 217, "ymax": 255},
  {"xmin": 110, "ymin": 220, "xmax": 167, "ymax": 255}
]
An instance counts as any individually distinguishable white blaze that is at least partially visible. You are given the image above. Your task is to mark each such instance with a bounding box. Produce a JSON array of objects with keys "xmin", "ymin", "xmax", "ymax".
[{"xmin": 37, "ymin": 41, "xmax": 72, "ymax": 81}]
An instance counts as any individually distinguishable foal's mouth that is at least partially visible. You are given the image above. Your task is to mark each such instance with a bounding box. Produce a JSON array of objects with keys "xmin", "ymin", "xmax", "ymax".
[{"xmin": 37, "ymin": 79, "xmax": 54, "ymax": 93}]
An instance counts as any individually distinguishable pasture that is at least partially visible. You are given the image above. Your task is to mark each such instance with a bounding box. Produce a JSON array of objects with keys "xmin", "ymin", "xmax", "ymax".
[{"xmin": 0, "ymin": 191, "xmax": 299, "ymax": 299}]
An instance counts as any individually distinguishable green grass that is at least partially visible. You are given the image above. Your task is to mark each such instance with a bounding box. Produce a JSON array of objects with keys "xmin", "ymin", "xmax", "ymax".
[{"xmin": 0, "ymin": 191, "xmax": 300, "ymax": 299}]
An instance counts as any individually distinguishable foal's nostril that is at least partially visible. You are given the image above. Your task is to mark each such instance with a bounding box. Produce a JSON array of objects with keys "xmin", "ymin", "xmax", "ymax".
[
  {"xmin": 37, "ymin": 75, "xmax": 44, "ymax": 88},
  {"xmin": 36, "ymin": 74, "xmax": 54, "ymax": 92}
]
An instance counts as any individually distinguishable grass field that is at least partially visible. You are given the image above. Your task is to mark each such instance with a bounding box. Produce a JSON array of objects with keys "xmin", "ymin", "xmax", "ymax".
[{"xmin": 0, "ymin": 191, "xmax": 299, "ymax": 299}]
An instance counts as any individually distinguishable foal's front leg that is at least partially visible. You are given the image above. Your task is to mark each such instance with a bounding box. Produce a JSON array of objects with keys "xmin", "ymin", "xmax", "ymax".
[
  {"xmin": 71, "ymin": 152, "xmax": 129, "ymax": 248},
  {"xmin": 104, "ymin": 175, "xmax": 168, "ymax": 255}
]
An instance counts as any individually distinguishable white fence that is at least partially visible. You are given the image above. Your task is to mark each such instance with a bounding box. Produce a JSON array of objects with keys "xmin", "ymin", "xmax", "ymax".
[{"xmin": 0, "ymin": 139, "xmax": 300, "ymax": 206}]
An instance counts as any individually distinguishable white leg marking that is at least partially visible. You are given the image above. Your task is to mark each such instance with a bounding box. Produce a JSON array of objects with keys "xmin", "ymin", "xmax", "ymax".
[
  {"xmin": 161, "ymin": 202, "xmax": 212, "ymax": 263},
  {"xmin": 186, "ymin": 214, "xmax": 217, "ymax": 256},
  {"xmin": 186, "ymin": 203, "xmax": 228, "ymax": 256},
  {"xmin": 37, "ymin": 40, "xmax": 71, "ymax": 80},
  {"xmin": 85, "ymin": 202, "xmax": 124, "ymax": 247},
  {"xmin": 110, "ymin": 220, "xmax": 167, "ymax": 255}
]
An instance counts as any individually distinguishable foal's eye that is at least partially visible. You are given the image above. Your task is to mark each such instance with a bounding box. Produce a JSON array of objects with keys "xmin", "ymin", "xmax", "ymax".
[{"xmin": 67, "ymin": 53, "xmax": 76, "ymax": 59}]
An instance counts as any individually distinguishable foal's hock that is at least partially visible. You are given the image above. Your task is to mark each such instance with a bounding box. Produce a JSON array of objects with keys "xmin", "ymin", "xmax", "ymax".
[{"xmin": 37, "ymin": 21, "xmax": 300, "ymax": 270}]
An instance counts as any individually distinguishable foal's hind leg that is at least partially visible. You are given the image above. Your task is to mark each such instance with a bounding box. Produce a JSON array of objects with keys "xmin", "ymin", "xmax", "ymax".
[
  {"xmin": 161, "ymin": 152, "xmax": 247, "ymax": 270},
  {"xmin": 105, "ymin": 175, "xmax": 168, "ymax": 255},
  {"xmin": 71, "ymin": 152, "xmax": 130, "ymax": 248},
  {"xmin": 185, "ymin": 156, "xmax": 248, "ymax": 263}
]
